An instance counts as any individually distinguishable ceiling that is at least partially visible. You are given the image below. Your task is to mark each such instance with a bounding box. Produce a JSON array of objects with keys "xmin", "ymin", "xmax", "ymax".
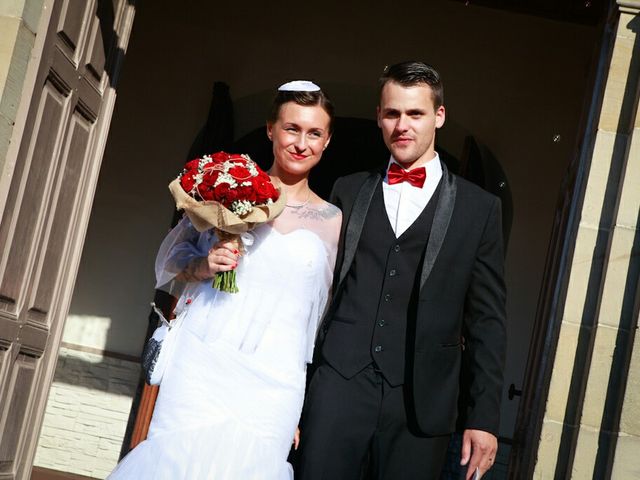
[{"xmin": 452, "ymin": 0, "xmax": 608, "ymax": 24}]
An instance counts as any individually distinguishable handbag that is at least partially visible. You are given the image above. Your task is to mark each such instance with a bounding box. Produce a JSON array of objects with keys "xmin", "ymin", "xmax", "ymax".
[{"xmin": 141, "ymin": 302, "xmax": 185, "ymax": 385}]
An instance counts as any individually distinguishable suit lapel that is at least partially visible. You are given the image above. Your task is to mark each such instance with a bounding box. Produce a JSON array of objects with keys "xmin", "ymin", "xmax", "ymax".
[
  {"xmin": 419, "ymin": 163, "xmax": 457, "ymax": 290},
  {"xmin": 337, "ymin": 172, "xmax": 381, "ymax": 286}
]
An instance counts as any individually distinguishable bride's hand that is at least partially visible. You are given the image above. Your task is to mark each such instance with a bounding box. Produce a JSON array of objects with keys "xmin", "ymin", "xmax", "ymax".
[
  {"xmin": 178, "ymin": 241, "xmax": 239, "ymax": 282},
  {"xmin": 204, "ymin": 241, "xmax": 239, "ymax": 275}
]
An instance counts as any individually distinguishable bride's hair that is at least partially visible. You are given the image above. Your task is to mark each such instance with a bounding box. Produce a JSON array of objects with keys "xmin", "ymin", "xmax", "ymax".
[{"xmin": 268, "ymin": 89, "xmax": 335, "ymax": 134}]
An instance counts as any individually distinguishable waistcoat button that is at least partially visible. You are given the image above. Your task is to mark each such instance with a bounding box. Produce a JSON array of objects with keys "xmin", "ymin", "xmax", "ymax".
[{"xmin": 374, "ymin": 345, "xmax": 383, "ymax": 353}]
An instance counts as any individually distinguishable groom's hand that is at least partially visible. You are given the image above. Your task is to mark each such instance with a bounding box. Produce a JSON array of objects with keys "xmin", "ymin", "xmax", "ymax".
[
  {"xmin": 460, "ymin": 429, "xmax": 497, "ymax": 479},
  {"xmin": 293, "ymin": 427, "xmax": 300, "ymax": 450}
]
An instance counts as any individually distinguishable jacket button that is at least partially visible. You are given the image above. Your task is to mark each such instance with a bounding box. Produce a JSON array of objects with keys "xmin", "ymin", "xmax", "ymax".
[
  {"xmin": 384, "ymin": 294, "xmax": 391, "ymax": 302},
  {"xmin": 389, "ymin": 269, "xmax": 397, "ymax": 277},
  {"xmin": 374, "ymin": 345, "xmax": 383, "ymax": 353},
  {"xmin": 393, "ymin": 245, "xmax": 400, "ymax": 252},
  {"xmin": 378, "ymin": 319, "xmax": 386, "ymax": 327}
]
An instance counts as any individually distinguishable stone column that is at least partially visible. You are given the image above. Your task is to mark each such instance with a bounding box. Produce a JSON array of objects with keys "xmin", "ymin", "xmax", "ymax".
[
  {"xmin": 534, "ymin": 2, "xmax": 640, "ymax": 478},
  {"xmin": 0, "ymin": 0, "xmax": 45, "ymax": 208}
]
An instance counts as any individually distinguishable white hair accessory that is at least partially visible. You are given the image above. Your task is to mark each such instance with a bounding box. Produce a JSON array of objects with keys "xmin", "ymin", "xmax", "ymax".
[{"xmin": 278, "ymin": 80, "xmax": 320, "ymax": 92}]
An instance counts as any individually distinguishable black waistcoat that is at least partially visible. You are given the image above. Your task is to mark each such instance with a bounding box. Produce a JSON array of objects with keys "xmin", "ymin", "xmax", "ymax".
[{"xmin": 322, "ymin": 179, "xmax": 441, "ymax": 386}]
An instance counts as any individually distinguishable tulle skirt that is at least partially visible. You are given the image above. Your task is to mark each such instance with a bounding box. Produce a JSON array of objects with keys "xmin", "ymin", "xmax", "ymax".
[{"xmin": 109, "ymin": 322, "xmax": 304, "ymax": 479}]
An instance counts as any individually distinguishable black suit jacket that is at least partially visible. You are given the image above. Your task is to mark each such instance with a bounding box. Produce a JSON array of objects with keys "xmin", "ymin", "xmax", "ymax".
[{"xmin": 322, "ymin": 162, "xmax": 507, "ymax": 437}]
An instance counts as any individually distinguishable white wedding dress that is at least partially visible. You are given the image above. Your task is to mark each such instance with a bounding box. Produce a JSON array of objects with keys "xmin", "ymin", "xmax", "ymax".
[{"xmin": 108, "ymin": 203, "xmax": 340, "ymax": 480}]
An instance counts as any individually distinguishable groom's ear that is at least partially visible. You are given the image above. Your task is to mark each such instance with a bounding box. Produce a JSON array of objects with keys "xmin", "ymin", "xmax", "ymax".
[
  {"xmin": 376, "ymin": 106, "xmax": 381, "ymax": 128},
  {"xmin": 435, "ymin": 106, "xmax": 445, "ymax": 129}
]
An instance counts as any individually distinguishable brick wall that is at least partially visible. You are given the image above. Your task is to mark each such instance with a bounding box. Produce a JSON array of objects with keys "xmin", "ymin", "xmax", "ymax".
[{"xmin": 33, "ymin": 347, "xmax": 140, "ymax": 479}]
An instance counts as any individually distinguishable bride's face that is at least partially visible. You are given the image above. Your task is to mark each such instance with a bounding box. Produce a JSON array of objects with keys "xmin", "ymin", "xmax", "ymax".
[{"xmin": 267, "ymin": 102, "xmax": 331, "ymax": 178}]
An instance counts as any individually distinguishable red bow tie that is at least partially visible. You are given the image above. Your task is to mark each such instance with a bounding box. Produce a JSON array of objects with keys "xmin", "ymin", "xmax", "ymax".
[{"xmin": 387, "ymin": 163, "xmax": 426, "ymax": 188}]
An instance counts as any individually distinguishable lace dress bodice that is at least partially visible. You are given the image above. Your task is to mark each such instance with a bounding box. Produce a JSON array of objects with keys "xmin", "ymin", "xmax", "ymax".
[{"xmin": 154, "ymin": 202, "xmax": 341, "ymax": 369}]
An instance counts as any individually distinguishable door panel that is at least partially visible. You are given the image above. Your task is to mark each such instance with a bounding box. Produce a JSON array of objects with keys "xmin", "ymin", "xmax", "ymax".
[
  {"xmin": 0, "ymin": 0, "xmax": 136, "ymax": 478},
  {"xmin": 29, "ymin": 111, "xmax": 93, "ymax": 318},
  {"xmin": 85, "ymin": 19, "xmax": 106, "ymax": 88},
  {"xmin": 0, "ymin": 355, "xmax": 36, "ymax": 473},
  {"xmin": 0, "ymin": 82, "xmax": 68, "ymax": 317},
  {"xmin": 56, "ymin": 0, "xmax": 91, "ymax": 60}
]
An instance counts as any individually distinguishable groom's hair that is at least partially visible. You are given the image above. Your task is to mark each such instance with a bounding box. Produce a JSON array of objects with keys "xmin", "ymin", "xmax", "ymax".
[{"xmin": 379, "ymin": 61, "xmax": 444, "ymax": 109}]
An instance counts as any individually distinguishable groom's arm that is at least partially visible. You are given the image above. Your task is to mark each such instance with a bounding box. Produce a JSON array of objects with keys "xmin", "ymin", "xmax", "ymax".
[
  {"xmin": 329, "ymin": 176, "xmax": 344, "ymax": 208},
  {"xmin": 460, "ymin": 196, "xmax": 507, "ymax": 478},
  {"xmin": 328, "ymin": 175, "xmax": 353, "ymax": 290},
  {"xmin": 463, "ymin": 195, "xmax": 507, "ymax": 433}
]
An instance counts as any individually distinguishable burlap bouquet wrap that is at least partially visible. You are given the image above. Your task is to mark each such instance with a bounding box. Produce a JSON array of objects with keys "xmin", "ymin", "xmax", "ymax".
[{"xmin": 168, "ymin": 178, "xmax": 286, "ymax": 292}]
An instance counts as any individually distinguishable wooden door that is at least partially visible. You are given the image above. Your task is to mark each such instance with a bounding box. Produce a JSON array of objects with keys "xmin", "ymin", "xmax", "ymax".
[{"xmin": 0, "ymin": 1, "xmax": 135, "ymax": 478}]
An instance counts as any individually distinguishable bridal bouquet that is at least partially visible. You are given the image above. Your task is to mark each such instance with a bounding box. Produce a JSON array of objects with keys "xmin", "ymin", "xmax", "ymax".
[{"xmin": 169, "ymin": 152, "xmax": 285, "ymax": 292}]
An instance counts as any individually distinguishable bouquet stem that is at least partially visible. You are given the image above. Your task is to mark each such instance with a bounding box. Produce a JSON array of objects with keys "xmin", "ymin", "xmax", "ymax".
[
  {"xmin": 212, "ymin": 270, "xmax": 238, "ymax": 293},
  {"xmin": 211, "ymin": 229, "xmax": 242, "ymax": 293}
]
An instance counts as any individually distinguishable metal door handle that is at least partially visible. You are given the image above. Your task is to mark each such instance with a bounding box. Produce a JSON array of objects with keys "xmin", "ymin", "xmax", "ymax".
[{"xmin": 508, "ymin": 383, "xmax": 522, "ymax": 400}]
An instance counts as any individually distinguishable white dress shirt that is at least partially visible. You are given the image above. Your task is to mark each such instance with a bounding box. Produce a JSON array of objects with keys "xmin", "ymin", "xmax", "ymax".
[{"xmin": 382, "ymin": 153, "xmax": 443, "ymax": 237}]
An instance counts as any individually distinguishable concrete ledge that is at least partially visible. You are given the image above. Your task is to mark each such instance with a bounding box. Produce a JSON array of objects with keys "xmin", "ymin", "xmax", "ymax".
[
  {"xmin": 618, "ymin": 1, "xmax": 640, "ymax": 14},
  {"xmin": 31, "ymin": 467, "xmax": 97, "ymax": 480}
]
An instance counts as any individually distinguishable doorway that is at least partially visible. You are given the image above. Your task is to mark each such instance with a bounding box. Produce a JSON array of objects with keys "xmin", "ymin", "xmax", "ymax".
[{"xmin": 32, "ymin": 1, "xmax": 605, "ymax": 477}]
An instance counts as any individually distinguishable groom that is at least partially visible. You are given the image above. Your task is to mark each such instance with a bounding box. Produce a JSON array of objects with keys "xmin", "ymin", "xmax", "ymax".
[{"xmin": 295, "ymin": 61, "xmax": 507, "ymax": 480}]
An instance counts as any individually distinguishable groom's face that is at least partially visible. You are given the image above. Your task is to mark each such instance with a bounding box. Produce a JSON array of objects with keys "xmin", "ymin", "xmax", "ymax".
[{"xmin": 377, "ymin": 81, "xmax": 445, "ymax": 169}]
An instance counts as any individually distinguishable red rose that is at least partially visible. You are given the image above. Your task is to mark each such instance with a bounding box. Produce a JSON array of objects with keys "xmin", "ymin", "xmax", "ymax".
[
  {"xmin": 228, "ymin": 166, "xmax": 251, "ymax": 181},
  {"xmin": 252, "ymin": 171, "xmax": 269, "ymax": 186},
  {"xmin": 254, "ymin": 179, "xmax": 278, "ymax": 203},
  {"xmin": 194, "ymin": 182, "xmax": 213, "ymax": 201},
  {"xmin": 183, "ymin": 158, "xmax": 200, "ymax": 171},
  {"xmin": 200, "ymin": 170, "xmax": 218, "ymax": 188},
  {"xmin": 269, "ymin": 183, "xmax": 280, "ymax": 202},
  {"xmin": 270, "ymin": 185, "xmax": 280, "ymax": 202},
  {"xmin": 201, "ymin": 161, "xmax": 216, "ymax": 172},
  {"xmin": 212, "ymin": 152, "xmax": 230, "ymax": 163},
  {"xmin": 225, "ymin": 186, "xmax": 240, "ymax": 205},
  {"xmin": 174, "ymin": 152, "xmax": 277, "ymax": 212},
  {"xmin": 237, "ymin": 185, "xmax": 257, "ymax": 203},
  {"xmin": 213, "ymin": 182, "xmax": 231, "ymax": 203},
  {"xmin": 180, "ymin": 173, "xmax": 196, "ymax": 194}
]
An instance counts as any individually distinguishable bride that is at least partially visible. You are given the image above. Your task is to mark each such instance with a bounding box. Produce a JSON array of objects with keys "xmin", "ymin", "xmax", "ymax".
[{"xmin": 108, "ymin": 81, "xmax": 341, "ymax": 479}]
